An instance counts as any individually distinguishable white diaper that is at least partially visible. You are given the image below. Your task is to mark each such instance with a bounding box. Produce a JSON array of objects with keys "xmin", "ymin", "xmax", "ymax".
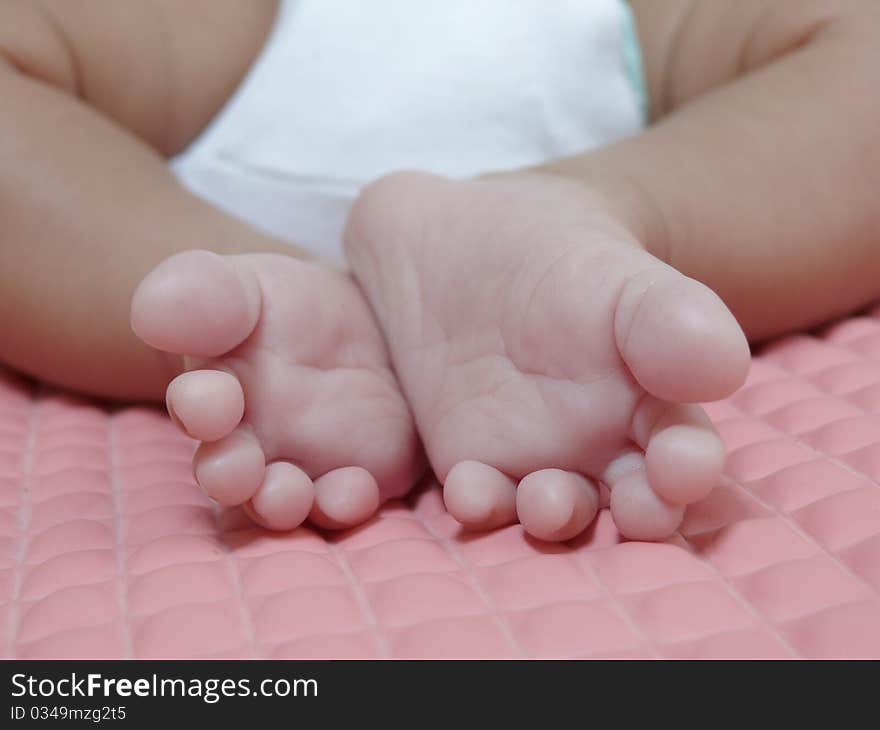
[{"xmin": 171, "ymin": 0, "xmax": 646, "ymax": 263}]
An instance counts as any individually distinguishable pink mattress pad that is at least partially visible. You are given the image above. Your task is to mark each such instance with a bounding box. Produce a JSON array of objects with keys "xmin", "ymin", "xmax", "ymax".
[{"xmin": 3, "ymin": 311, "xmax": 880, "ymax": 659}]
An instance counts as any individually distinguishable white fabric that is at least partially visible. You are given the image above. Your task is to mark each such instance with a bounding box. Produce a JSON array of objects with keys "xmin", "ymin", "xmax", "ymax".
[{"xmin": 171, "ymin": 0, "xmax": 644, "ymax": 263}]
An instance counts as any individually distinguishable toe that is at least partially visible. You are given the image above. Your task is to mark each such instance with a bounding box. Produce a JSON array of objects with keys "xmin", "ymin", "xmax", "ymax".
[
  {"xmin": 131, "ymin": 250, "xmax": 261, "ymax": 358},
  {"xmin": 605, "ymin": 457, "xmax": 684, "ymax": 541},
  {"xmin": 614, "ymin": 264, "xmax": 749, "ymax": 403},
  {"xmin": 443, "ymin": 461, "xmax": 518, "ymax": 531},
  {"xmin": 246, "ymin": 462, "xmax": 315, "ymax": 531},
  {"xmin": 309, "ymin": 467, "xmax": 381, "ymax": 529},
  {"xmin": 193, "ymin": 427, "xmax": 266, "ymax": 506},
  {"xmin": 166, "ymin": 370, "xmax": 245, "ymax": 442},
  {"xmin": 516, "ymin": 469, "xmax": 599, "ymax": 542},
  {"xmin": 636, "ymin": 402, "xmax": 725, "ymax": 506}
]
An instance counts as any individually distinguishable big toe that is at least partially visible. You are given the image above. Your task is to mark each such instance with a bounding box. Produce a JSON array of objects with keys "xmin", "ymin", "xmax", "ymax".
[
  {"xmin": 131, "ymin": 250, "xmax": 261, "ymax": 358},
  {"xmin": 615, "ymin": 264, "xmax": 749, "ymax": 403}
]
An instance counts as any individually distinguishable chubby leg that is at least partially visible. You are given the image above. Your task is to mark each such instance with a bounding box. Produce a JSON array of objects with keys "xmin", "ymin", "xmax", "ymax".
[
  {"xmin": 0, "ymin": 0, "xmax": 287, "ymax": 400},
  {"xmin": 546, "ymin": 0, "xmax": 880, "ymax": 343}
]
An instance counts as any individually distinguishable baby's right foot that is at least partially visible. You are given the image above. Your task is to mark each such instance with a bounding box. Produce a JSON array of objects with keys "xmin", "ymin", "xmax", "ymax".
[{"xmin": 131, "ymin": 251, "xmax": 423, "ymax": 531}]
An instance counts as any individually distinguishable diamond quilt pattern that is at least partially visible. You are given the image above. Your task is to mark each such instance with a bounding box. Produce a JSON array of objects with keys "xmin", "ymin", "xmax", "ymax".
[{"xmin": 3, "ymin": 311, "xmax": 880, "ymax": 658}]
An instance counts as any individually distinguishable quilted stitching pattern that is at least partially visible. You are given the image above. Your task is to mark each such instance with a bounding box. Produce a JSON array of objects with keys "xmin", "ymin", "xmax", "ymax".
[{"xmin": 3, "ymin": 312, "xmax": 880, "ymax": 658}]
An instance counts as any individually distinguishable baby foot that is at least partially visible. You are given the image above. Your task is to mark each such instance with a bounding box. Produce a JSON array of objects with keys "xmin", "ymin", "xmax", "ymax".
[
  {"xmin": 131, "ymin": 251, "xmax": 423, "ymax": 530},
  {"xmin": 344, "ymin": 172, "xmax": 749, "ymax": 541}
]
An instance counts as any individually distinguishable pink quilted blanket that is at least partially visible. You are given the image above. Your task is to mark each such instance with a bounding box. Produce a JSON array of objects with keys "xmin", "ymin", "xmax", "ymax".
[{"xmin": 3, "ymin": 312, "xmax": 880, "ymax": 659}]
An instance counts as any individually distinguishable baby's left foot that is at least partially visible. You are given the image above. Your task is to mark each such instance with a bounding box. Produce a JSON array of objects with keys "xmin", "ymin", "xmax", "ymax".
[
  {"xmin": 344, "ymin": 172, "xmax": 750, "ymax": 541},
  {"xmin": 131, "ymin": 251, "xmax": 423, "ymax": 531}
]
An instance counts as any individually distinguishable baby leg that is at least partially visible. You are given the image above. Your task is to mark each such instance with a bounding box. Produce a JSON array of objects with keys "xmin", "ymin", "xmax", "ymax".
[
  {"xmin": 546, "ymin": 0, "xmax": 880, "ymax": 342},
  {"xmin": 0, "ymin": 0, "xmax": 285, "ymax": 400}
]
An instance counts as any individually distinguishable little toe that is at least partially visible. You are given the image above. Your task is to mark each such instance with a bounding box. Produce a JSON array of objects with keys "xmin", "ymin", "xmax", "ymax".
[
  {"xmin": 131, "ymin": 250, "xmax": 261, "ymax": 358},
  {"xmin": 245, "ymin": 462, "xmax": 315, "ymax": 531},
  {"xmin": 614, "ymin": 263, "xmax": 750, "ymax": 403},
  {"xmin": 516, "ymin": 469, "xmax": 599, "ymax": 542},
  {"xmin": 606, "ymin": 459, "xmax": 684, "ymax": 541},
  {"xmin": 166, "ymin": 370, "xmax": 245, "ymax": 442},
  {"xmin": 193, "ymin": 427, "xmax": 266, "ymax": 506},
  {"xmin": 638, "ymin": 402, "xmax": 725, "ymax": 506},
  {"xmin": 443, "ymin": 461, "xmax": 518, "ymax": 531},
  {"xmin": 309, "ymin": 466, "xmax": 381, "ymax": 530}
]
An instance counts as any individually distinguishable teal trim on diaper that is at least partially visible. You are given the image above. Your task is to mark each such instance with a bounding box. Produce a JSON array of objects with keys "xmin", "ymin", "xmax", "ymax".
[{"xmin": 621, "ymin": 1, "xmax": 649, "ymax": 124}]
